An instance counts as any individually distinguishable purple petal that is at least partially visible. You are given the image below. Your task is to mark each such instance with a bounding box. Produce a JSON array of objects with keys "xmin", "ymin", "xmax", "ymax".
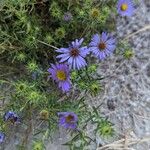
[
  {"xmin": 79, "ymin": 46, "xmax": 89, "ymax": 57},
  {"xmin": 56, "ymin": 48, "xmax": 70, "ymax": 53},
  {"xmin": 101, "ymin": 32, "xmax": 108, "ymax": 42}
]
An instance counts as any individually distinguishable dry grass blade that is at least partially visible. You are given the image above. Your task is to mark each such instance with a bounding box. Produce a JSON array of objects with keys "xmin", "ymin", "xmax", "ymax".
[
  {"xmin": 97, "ymin": 136, "xmax": 150, "ymax": 150},
  {"xmin": 123, "ymin": 24, "xmax": 150, "ymax": 40}
]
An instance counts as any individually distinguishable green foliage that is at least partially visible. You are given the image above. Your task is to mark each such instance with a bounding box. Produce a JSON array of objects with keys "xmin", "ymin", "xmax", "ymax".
[
  {"xmin": 97, "ymin": 119, "xmax": 114, "ymax": 137},
  {"xmin": 123, "ymin": 49, "xmax": 134, "ymax": 59},
  {"xmin": 26, "ymin": 61, "xmax": 39, "ymax": 73},
  {"xmin": 15, "ymin": 80, "xmax": 29, "ymax": 95},
  {"xmin": 116, "ymin": 41, "xmax": 134, "ymax": 58},
  {"xmin": 16, "ymin": 53, "xmax": 26, "ymax": 62},
  {"xmin": 55, "ymin": 27, "xmax": 66, "ymax": 39},
  {"xmin": 32, "ymin": 141, "xmax": 45, "ymax": 150},
  {"xmin": 50, "ymin": 1, "xmax": 62, "ymax": 19},
  {"xmin": 71, "ymin": 65, "xmax": 102, "ymax": 96}
]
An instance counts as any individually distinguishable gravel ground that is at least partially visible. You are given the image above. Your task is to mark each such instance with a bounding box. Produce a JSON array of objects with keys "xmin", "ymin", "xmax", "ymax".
[
  {"xmin": 95, "ymin": 0, "xmax": 150, "ymax": 149},
  {"xmin": 1, "ymin": 0, "xmax": 150, "ymax": 150}
]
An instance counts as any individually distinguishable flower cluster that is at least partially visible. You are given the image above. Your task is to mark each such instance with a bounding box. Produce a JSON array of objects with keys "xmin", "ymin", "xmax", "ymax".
[
  {"xmin": 47, "ymin": 0, "xmax": 135, "ymax": 93},
  {"xmin": 45, "ymin": 0, "xmax": 135, "ymax": 132},
  {"xmin": 48, "ymin": 32, "xmax": 115, "ymax": 92}
]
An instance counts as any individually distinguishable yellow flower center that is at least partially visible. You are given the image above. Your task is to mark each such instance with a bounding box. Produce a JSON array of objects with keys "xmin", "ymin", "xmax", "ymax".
[
  {"xmin": 66, "ymin": 115, "xmax": 74, "ymax": 123},
  {"xmin": 56, "ymin": 70, "xmax": 66, "ymax": 80},
  {"xmin": 121, "ymin": 4, "xmax": 128, "ymax": 11}
]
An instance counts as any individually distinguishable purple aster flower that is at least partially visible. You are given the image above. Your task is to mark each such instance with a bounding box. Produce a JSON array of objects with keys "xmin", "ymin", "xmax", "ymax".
[
  {"xmin": 56, "ymin": 38, "xmax": 89, "ymax": 70},
  {"xmin": 117, "ymin": 0, "xmax": 135, "ymax": 17},
  {"xmin": 89, "ymin": 32, "xmax": 116, "ymax": 60},
  {"xmin": 47, "ymin": 63, "xmax": 71, "ymax": 92},
  {"xmin": 0, "ymin": 132, "xmax": 5, "ymax": 144},
  {"xmin": 4, "ymin": 111, "xmax": 20, "ymax": 124},
  {"xmin": 58, "ymin": 112, "xmax": 78, "ymax": 129},
  {"xmin": 63, "ymin": 12, "xmax": 73, "ymax": 21}
]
